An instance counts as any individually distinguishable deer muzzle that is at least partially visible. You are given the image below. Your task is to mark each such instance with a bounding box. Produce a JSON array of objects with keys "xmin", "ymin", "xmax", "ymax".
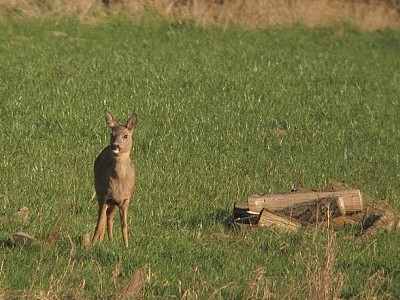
[{"xmin": 111, "ymin": 144, "xmax": 120, "ymax": 154}]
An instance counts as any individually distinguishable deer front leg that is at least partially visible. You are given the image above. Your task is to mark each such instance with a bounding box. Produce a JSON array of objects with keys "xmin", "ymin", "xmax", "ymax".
[
  {"xmin": 92, "ymin": 202, "xmax": 109, "ymax": 245},
  {"xmin": 106, "ymin": 205, "xmax": 116, "ymax": 241},
  {"xmin": 119, "ymin": 200, "xmax": 130, "ymax": 248}
]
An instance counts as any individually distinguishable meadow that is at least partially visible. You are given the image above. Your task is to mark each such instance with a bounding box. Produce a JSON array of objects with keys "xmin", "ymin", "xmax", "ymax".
[{"xmin": 0, "ymin": 15, "xmax": 400, "ymax": 299}]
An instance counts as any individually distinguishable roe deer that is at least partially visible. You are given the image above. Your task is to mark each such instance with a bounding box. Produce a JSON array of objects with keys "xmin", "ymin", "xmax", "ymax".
[{"xmin": 92, "ymin": 111, "xmax": 137, "ymax": 248}]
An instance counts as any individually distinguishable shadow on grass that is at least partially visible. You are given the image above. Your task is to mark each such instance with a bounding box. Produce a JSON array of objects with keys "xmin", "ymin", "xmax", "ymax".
[
  {"xmin": 0, "ymin": 237, "xmax": 41, "ymax": 249},
  {"xmin": 181, "ymin": 208, "xmax": 237, "ymax": 231}
]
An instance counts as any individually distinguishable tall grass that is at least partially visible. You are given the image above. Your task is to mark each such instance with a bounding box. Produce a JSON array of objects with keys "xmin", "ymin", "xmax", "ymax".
[{"xmin": 0, "ymin": 0, "xmax": 400, "ymax": 30}]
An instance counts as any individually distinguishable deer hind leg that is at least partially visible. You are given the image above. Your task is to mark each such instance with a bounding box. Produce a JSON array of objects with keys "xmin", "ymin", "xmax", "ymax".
[
  {"xmin": 119, "ymin": 199, "xmax": 130, "ymax": 248},
  {"xmin": 92, "ymin": 202, "xmax": 108, "ymax": 245},
  {"xmin": 106, "ymin": 205, "xmax": 116, "ymax": 241}
]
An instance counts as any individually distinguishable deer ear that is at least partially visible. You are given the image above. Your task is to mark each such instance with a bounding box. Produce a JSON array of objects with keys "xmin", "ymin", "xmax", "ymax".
[
  {"xmin": 126, "ymin": 113, "xmax": 137, "ymax": 130},
  {"xmin": 104, "ymin": 111, "xmax": 119, "ymax": 128}
]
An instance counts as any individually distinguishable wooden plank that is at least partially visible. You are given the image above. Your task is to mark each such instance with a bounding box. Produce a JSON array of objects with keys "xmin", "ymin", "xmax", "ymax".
[
  {"xmin": 234, "ymin": 202, "xmax": 256, "ymax": 219},
  {"xmin": 256, "ymin": 209, "xmax": 302, "ymax": 231},
  {"xmin": 274, "ymin": 196, "xmax": 344, "ymax": 224},
  {"xmin": 336, "ymin": 196, "xmax": 346, "ymax": 215},
  {"xmin": 248, "ymin": 189, "xmax": 363, "ymax": 213}
]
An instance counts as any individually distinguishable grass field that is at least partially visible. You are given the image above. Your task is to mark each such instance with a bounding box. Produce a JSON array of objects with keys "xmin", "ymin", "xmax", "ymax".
[{"xmin": 0, "ymin": 17, "xmax": 400, "ymax": 299}]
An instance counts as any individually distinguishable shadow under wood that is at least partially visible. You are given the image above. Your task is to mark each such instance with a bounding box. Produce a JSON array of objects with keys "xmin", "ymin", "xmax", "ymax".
[
  {"xmin": 214, "ymin": 208, "xmax": 237, "ymax": 229},
  {"xmin": 361, "ymin": 214, "xmax": 381, "ymax": 230}
]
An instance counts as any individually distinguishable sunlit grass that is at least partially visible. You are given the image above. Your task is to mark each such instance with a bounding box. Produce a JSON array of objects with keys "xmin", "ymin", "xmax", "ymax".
[{"xmin": 0, "ymin": 19, "xmax": 399, "ymax": 298}]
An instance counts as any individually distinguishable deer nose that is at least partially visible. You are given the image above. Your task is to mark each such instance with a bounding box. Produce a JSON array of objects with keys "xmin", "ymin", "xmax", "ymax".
[{"xmin": 111, "ymin": 144, "xmax": 120, "ymax": 151}]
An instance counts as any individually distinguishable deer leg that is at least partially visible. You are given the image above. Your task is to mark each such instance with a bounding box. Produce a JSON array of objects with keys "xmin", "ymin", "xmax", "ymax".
[
  {"xmin": 92, "ymin": 202, "xmax": 108, "ymax": 245},
  {"xmin": 106, "ymin": 205, "xmax": 116, "ymax": 241},
  {"xmin": 119, "ymin": 200, "xmax": 130, "ymax": 248}
]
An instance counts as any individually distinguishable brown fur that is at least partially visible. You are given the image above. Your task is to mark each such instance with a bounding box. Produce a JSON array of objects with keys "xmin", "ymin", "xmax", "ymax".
[{"xmin": 92, "ymin": 111, "xmax": 137, "ymax": 248}]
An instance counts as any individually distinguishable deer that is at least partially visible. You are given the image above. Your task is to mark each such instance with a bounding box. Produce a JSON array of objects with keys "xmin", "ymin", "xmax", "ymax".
[{"xmin": 92, "ymin": 111, "xmax": 137, "ymax": 248}]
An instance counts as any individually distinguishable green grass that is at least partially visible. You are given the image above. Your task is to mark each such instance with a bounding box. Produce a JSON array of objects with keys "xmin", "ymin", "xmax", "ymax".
[{"xmin": 0, "ymin": 18, "xmax": 400, "ymax": 299}]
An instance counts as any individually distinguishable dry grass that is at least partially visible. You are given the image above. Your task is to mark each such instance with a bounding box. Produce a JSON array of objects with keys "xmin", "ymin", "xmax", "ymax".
[
  {"xmin": 115, "ymin": 267, "xmax": 147, "ymax": 300},
  {"xmin": 0, "ymin": 258, "xmax": 147, "ymax": 300},
  {"xmin": 0, "ymin": 235, "xmax": 393, "ymax": 299},
  {"xmin": 303, "ymin": 232, "xmax": 344, "ymax": 300},
  {"xmin": 355, "ymin": 269, "xmax": 394, "ymax": 299},
  {"xmin": 0, "ymin": 0, "xmax": 399, "ymax": 30},
  {"xmin": 245, "ymin": 267, "xmax": 272, "ymax": 300}
]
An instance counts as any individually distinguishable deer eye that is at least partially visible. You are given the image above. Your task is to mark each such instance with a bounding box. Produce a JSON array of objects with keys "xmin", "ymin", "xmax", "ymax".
[{"xmin": 123, "ymin": 134, "xmax": 128, "ymax": 139}]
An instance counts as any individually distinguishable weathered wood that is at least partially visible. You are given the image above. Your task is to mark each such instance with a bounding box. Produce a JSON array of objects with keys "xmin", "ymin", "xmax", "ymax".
[
  {"xmin": 233, "ymin": 180, "xmax": 400, "ymax": 241},
  {"xmin": 248, "ymin": 189, "xmax": 363, "ymax": 214},
  {"xmin": 324, "ymin": 180, "xmax": 400, "ymax": 241},
  {"xmin": 256, "ymin": 209, "xmax": 302, "ymax": 231},
  {"xmin": 356, "ymin": 199, "xmax": 400, "ymax": 242},
  {"xmin": 274, "ymin": 196, "xmax": 344, "ymax": 224},
  {"xmin": 233, "ymin": 202, "xmax": 249, "ymax": 212},
  {"xmin": 330, "ymin": 215, "xmax": 361, "ymax": 230}
]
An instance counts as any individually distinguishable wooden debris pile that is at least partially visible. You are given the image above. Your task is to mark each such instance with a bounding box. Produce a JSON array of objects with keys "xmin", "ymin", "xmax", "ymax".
[{"xmin": 234, "ymin": 181, "xmax": 400, "ymax": 241}]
